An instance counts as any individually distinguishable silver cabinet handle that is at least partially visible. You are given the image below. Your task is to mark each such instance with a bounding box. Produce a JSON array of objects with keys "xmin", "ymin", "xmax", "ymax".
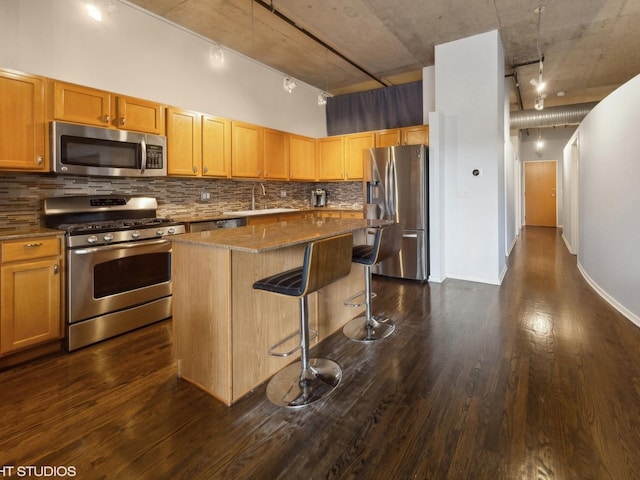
[
  {"xmin": 192, "ymin": 165, "xmax": 198, "ymax": 174},
  {"xmin": 36, "ymin": 155, "xmax": 43, "ymax": 165},
  {"xmin": 203, "ymin": 166, "xmax": 208, "ymax": 174},
  {"xmin": 25, "ymin": 242, "xmax": 42, "ymax": 247},
  {"xmin": 53, "ymin": 264, "xmax": 59, "ymax": 274},
  {"xmin": 120, "ymin": 117, "xmax": 126, "ymax": 126},
  {"xmin": 104, "ymin": 114, "xmax": 110, "ymax": 123}
]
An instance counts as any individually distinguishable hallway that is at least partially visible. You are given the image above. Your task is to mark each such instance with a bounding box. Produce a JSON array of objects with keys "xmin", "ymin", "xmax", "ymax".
[{"xmin": 1, "ymin": 227, "xmax": 640, "ymax": 479}]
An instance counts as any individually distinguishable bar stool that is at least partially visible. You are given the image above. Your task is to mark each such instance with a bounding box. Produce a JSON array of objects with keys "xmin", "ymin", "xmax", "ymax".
[
  {"xmin": 253, "ymin": 233, "xmax": 353, "ymax": 408},
  {"xmin": 343, "ymin": 222, "xmax": 403, "ymax": 342}
]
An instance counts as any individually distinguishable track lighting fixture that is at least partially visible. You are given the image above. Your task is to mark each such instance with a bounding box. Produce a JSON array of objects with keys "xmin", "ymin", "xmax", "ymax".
[
  {"xmin": 317, "ymin": 93, "xmax": 328, "ymax": 105},
  {"xmin": 283, "ymin": 77, "xmax": 297, "ymax": 93},
  {"xmin": 530, "ymin": 5, "xmax": 547, "ymax": 110},
  {"xmin": 209, "ymin": 44, "xmax": 224, "ymax": 66},
  {"xmin": 85, "ymin": 1, "xmax": 117, "ymax": 22}
]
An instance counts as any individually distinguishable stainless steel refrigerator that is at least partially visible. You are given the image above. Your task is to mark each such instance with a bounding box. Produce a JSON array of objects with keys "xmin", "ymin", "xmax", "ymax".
[{"xmin": 365, "ymin": 145, "xmax": 429, "ymax": 281}]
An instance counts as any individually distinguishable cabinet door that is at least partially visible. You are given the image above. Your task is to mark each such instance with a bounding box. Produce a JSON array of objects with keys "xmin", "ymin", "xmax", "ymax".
[
  {"xmin": 53, "ymin": 81, "xmax": 111, "ymax": 127},
  {"xmin": 116, "ymin": 96, "xmax": 164, "ymax": 134},
  {"xmin": 263, "ymin": 128, "xmax": 288, "ymax": 180},
  {"xmin": 1, "ymin": 258, "xmax": 61, "ymax": 354},
  {"xmin": 202, "ymin": 115, "xmax": 230, "ymax": 177},
  {"xmin": 344, "ymin": 132, "xmax": 374, "ymax": 180},
  {"xmin": 231, "ymin": 121, "xmax": 263, "ymax": 178},
  {"xmin": 166, "ymin": 108, "xmax": 201, "ymax": 176},
  {"xmin": 0, "ymin": 69, "xmax": 46, "ymax": 171},
  {"xmin": 403, "ymin": 125, "xmax": 429, "ymax": 146},
  {"xmin": 375, "ymin": 129, "xmax": 401, "ymax": 147},
  {"xmin": 317, "ymin": 136, "xmax": 344, "ymax": 181},
  {"xmin": 289, "ymin": 134, "xmax": 316, "ymax": 181}
]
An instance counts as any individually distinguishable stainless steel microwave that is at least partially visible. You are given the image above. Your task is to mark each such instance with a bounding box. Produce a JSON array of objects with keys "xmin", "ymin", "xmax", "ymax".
[{"xmin": 51, "ymin": 121, "xmax": 167, "ymax": 177}]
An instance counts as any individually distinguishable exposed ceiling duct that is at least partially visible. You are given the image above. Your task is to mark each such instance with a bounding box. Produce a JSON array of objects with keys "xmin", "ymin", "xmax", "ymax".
[{"xmin": 510, "ymin": 102, "xmax": 598, "ymax": 130}]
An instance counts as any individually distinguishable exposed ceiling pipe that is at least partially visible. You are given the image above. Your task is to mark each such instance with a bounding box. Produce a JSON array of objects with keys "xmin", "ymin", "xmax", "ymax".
[
  {"xmin": 253, "ymin": 0, "xmax": 389, "ymax": 89},
  {"xmin": 510, "ymin": 101, "xmax": 598, "ymax": 129}
]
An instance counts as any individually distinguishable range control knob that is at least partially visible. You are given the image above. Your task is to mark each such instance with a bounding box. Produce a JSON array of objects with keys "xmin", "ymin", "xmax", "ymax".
[
  {"xmin": 87, "ymin": 235, "xmax": 99, "ymax": 244},
  {"xmin": 103, "ymin": 234, "xmax": 114, "ymax": 243},
  {"xmin": 167, "ymin": 227, "xmax": 176, "ymax": 235},
  {"xmin": 156, "ymin": 229, "xmax": 165, "ymax": 236},
  {"xmin": 131, "ymin": 231, "xmax": 141, "ymax": 239}
]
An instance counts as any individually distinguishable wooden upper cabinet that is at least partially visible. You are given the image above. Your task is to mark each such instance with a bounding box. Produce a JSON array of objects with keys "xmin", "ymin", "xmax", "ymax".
[
  {"xmin": 53, "ymin": 81, "xmax": 111, "ymax": 127},
  {"xmin": 52, "ymin": 80, "xmax": 164, "ymax": 134},
  {"xmin": 263, "ymin": 128, "xmax": 288, "ymax": 180},
  {"xmin": 166, "ymin": 107, "xmax": 201, "ymax": 176},
  {"xmin": 231, "ymin": 121, "xmax": 263, "ymax": 179},
  {"xmin": 375, "ymin": 125, "xmax": 429, "ymax": 147},
  {"xmin": 403, "ymin": 125, "xmax": 429, "ymax": 146},
  {"xmin": 289, "ymin": 134, "xmax": 316, "ymax": 181},
  {"xmin": 0, "ymin": 69, "xmax": 47, "ymax": 171},
  {"xmin": 344, "ymin": 132, "xmax": 374, "ymax": 180},
  {"xmin": 116, "ymin": 96, "xmax": 164, "ymax": 134},
  {"xmin": 375, "ymin": 129, "xmax": 402, "ymax": 147},
  {"xmin": 317, "ymin": 136, "xmax": 344, "ymax": 181},
  {"xmin": 202, "ymin": 115, "xmax": 231, "ymax": 178}
]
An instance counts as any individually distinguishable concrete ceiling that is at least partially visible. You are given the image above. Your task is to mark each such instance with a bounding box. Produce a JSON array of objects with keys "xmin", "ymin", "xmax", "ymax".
[{"xmin": 127, "ymin": 0, "xmax": 640, "ymax": 111}]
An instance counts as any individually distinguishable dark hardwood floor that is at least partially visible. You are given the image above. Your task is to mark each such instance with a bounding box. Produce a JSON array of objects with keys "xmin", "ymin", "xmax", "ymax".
[{"xmin": 2, "ymin": 227, "xmax": 640, "ymax": 479}]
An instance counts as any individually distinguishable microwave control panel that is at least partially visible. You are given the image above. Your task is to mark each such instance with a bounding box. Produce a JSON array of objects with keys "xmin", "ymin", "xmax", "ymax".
[{"xmin": 146, "ymin": 145, "xmax": 164, "ymax": 169}]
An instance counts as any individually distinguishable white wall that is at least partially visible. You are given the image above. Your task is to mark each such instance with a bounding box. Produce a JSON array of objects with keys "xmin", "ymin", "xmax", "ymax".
[
  {"xmin": 0, "ymin": 0, "xmax": 327, "ymax": 137},
  {"xmin": 573, "ymin": 73, "xmax": 640, "ymax": 326},
  {"xmin": 432, "ymin": 30, "xmax": 506, "ymax": 285}
]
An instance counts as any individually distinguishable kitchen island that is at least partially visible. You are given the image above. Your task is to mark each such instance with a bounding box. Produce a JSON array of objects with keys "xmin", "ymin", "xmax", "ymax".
[{"xmin": 171, "ymin": 217, "xmax": 388, "ymax": 405}]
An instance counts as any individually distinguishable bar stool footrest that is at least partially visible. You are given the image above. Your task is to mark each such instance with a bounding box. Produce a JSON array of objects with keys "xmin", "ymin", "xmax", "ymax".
[
  {"xmin": 344, "ymin": 290, "xmax": 377, "ymax": 307},
  {"xmin": 268, "ymin": 328, "xmax": 319, "ymax": 357}
]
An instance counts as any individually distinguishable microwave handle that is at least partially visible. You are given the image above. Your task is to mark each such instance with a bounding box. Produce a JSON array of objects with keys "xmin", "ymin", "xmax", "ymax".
[{"xmin": 140, "ymin": 137, "xmax": 147, "ymax": 174}]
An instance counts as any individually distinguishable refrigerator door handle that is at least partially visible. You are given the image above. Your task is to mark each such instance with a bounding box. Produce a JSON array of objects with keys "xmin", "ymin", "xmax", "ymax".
[
  {"xmin": 387, "ymin": 159, "xmax": 396, "ymax": 217},
  {"xmin": 384, "ymin": 160, "xmax": 391, "ymax": 217},
  {"xmin": 402, "ymin": 233, "xmax": 418, "ymax": 238}
]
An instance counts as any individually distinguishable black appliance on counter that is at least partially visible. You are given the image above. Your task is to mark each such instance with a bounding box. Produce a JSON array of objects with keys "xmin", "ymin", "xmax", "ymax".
[{"xmin": 44, "ymin": 195, "xmax": 185, "ymax": 351}]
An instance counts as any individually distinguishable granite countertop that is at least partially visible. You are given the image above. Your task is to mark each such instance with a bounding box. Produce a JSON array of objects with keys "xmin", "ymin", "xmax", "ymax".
[
  {"xmin": 0, "ymin": 227, "xmax": 65, "ymax": 242},
  {"xmin": 171, "ymin": 217, "xmax": 389, "ymax": 253}
]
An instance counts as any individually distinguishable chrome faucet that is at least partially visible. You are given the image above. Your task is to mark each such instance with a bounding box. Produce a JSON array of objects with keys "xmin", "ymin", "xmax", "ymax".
[{"xmin": 251, "ymin": 183, "xmax": 266, "ymax": 210}]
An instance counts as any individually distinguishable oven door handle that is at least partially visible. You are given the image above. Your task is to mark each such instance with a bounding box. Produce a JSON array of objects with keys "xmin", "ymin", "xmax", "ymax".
[{"xmin": 71, "ymin": 239, "xmax": 170, "ymax": 255}]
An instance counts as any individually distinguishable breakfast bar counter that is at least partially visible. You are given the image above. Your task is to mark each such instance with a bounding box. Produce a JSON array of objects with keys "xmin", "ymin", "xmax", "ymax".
[{"xmin": 171, "ymin": 217, "xmax": 388, "ymax": 405}]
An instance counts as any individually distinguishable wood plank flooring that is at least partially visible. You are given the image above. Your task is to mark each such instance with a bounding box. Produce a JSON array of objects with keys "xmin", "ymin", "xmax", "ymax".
[{"xmin": 2, "ymin": 226, "xmax": 640, "ymax": 479}]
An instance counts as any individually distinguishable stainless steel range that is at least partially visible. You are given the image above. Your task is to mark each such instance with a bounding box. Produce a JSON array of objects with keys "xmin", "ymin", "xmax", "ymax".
[{"xmin": 44, "ymin": 195, "xmax": 185, "ymax": 351}]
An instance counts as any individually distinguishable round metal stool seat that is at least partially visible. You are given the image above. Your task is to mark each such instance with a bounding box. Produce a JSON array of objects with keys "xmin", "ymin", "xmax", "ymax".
[{"xmin": 266, "ymin": 358, "xmax": 342, "ymax": 408}]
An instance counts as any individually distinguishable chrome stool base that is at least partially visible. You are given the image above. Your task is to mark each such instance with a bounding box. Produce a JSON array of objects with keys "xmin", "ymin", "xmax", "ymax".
[
  {"xmin": 266, "ymin": 358, "xmax": 342, "ymax": 408},
  {"xmin": 342, "ymin": 315, "xmax": 395, "ymax": 342}
]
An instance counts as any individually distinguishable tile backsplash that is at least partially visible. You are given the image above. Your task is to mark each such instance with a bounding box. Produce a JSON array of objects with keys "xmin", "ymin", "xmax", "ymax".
[{"xmin": 0, "ymin": 173, "xmax": 364, "ymax": 228}]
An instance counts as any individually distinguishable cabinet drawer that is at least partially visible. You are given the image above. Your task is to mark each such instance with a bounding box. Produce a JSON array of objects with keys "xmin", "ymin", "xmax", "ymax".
[
  {"xmin": 2, "ymin": 237, "xmax": 61, "ymax": 263},
  {"xmin": 341, "ymin": 211, "xmax": 364, "ymax": 219},
  {"xmin": 317, "ymin": 211, "xmax": 341, "ymax": 219}
]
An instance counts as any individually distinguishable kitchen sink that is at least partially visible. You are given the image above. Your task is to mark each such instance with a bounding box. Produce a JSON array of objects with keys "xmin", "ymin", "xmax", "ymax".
[{"xmin": 222, "ymin": 208, "xmax": 300, "ymax": 217}]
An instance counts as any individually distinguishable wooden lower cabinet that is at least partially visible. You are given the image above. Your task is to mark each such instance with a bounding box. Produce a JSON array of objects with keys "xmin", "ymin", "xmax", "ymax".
[{"xmin": 0, "ymin": 236, "xmax": 63, "ymax": 356}]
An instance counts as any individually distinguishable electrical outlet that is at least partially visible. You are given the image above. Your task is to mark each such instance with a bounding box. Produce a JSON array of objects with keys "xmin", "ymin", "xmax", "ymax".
[
  {"xmin": 280, "ymin": 190, "xmax": 287, "ymax": 198},
  {"xmin": 200, "ymin": 191, "xmax": 211, "ymax": 201}
]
